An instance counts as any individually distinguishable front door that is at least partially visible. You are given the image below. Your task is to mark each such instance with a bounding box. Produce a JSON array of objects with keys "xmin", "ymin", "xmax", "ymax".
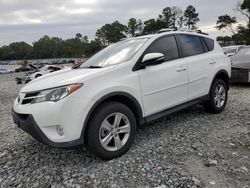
[{"xmin": 138, "ymin": 35, "xmax": 189, "ymax": 116}]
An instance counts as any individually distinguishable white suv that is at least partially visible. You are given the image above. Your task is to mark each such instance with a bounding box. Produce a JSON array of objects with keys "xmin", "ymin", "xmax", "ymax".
[{"xmin": 12, "ymin": 31, "xmax": 231, "ymax": 159}]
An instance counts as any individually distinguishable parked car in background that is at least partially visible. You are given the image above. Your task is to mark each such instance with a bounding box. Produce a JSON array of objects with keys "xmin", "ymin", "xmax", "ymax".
[
  {"xmin": 26, "ymin": 65, "xmax": 64, "ymax": 80},
  {"xmin": 223, "ymin": 45, "xmax": 245, "ymax": 57},
  {"xmin": 0, "ymin": 68, "xmax": 12, "ymax": 74},
  {"xmin": 230, "ymin": 46, "xmax": 250, "ymax": 83},
  {"xmin": 67, "ymin": 59, "xmax": 75, "ymax": 64},
  {"xmin": 72, "ymin": 59, "xmax": 85, "ymax": 69},
  {"xmin": 12, "ymin": 30, "xmax": 231, "ymax": 160},
  {"xmin": 58, "ymin": 60, "xmax": 67, "ymax": 64},
  {"xmin": 15, "ymin": 66, "xmax": 33, "ymax": 72}
]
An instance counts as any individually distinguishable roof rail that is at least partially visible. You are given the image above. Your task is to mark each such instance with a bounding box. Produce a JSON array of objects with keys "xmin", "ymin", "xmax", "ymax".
[
  {"xmin": 157, "ymin": 28, "xmax": 208, "ymax": 35},
  {"xmin": 158, "ymin": 27, "xmax": 178, "ymax": 33},
  {"xmin": 196, "ymin": 30, "xmax": 209, "ymax": 35}
]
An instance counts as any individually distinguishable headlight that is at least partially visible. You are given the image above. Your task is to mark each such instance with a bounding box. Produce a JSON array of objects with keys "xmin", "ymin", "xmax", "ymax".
[{"xmin": 32, "ymin": 83, "xmax": 83, "ymax": 104}]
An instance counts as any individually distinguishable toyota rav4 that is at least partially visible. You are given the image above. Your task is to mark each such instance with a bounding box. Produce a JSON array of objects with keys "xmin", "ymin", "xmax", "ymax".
[{"xmin": 12, "ymin": 31, "xmax": 231, "ymax": 160}]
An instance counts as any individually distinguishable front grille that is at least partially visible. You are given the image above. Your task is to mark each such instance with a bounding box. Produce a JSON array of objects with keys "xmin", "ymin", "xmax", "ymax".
[
  {"xmin": 21, "ymin": 92, "xmax": 40, "ymax": 105},
  {"xmin": 25, "ymin": 92, "xmax": 40, "ymax": 98},
  {"xmin": 22, "ymin": 98, "xmax": 34, "ymax": 105}
]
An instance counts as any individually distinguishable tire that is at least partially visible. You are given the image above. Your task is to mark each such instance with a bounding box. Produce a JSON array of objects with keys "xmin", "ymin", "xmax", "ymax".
[
  {"xmin": 85, "ymin": 102, "xmax": 137, "ymax": 160},
  {"xmin": 204, "ymin": 79, "xmax": 228, "ymax": 113},
  {"xmin": 35, "ymin": 74, "xmax": 42, "ymax": 78}
]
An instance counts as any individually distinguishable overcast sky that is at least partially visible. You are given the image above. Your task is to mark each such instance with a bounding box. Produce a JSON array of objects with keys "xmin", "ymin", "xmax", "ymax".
[{"xmin": 0, "ymin": 0, "xmax": 246, "ymax": 46}]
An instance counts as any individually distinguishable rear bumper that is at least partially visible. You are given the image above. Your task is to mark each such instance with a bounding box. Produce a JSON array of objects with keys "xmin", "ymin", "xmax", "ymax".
[
  {"xmin": 12, "ymin": 109, "xmax": 82, "ymax": 148},
  {"xmin": 231, "ymin": 68, "xmax": 250, "ymax": 83}
]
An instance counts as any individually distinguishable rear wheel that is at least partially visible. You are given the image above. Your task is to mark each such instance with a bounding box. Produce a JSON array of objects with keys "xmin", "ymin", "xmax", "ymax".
[
  {"xmin": 85, "ymin": 102, "xmax": 136, "ymax": 160},
  {"xmin": 204, "ymin": 79, "xmax": 228, "ymax": 113}
]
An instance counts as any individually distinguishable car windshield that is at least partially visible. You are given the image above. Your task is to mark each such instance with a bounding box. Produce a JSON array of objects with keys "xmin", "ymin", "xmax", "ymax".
[
  {"xmin": 81, "ymin": 38, "xmax": 149, "ymax": 68},
  {"xmin": 223, "ymin": 47, "xmax": 237, "ymax": 54},
  {"xmin": 236, "ymin": 47, "xmax": 250, "ymax": 56}
]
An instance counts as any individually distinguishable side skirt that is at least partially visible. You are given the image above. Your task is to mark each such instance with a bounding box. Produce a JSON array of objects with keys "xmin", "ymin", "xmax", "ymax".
[{"xmin": 144, "ymin": 95, "xmax": 209, "ymax": 124}]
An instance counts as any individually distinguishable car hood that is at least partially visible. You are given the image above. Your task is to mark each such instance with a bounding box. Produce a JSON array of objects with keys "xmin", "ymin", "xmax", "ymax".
[
  {"xmin": 29, "ymin": 64, "xmax": 39, "ymax": 70},
  {"xmin": 21, "ymin": 67, "xmax": 112, "ymax": 93}
]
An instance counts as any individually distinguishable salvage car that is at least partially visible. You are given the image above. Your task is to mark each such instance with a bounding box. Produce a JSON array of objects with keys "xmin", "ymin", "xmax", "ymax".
[
  {"xmin": 230, "ymin": 46, "xmax": 250, "ymax": 83},
  {"xmin": 12, "ymin": 30, "xmax": 231, "ymax": 160},
  {"xmin": 15, "ymin": 66, "xmax": 33, "ymax": 72},
  {"xmin": 0, "ymin": 67, "xmax": 12, "ymax": 74},
  {"xmin": 26, "ymin": 65, "xmax": 64, "ymax": 79},
  {"xmin": 223, "ymin": 45, "xmax": 245, "ymax": 57}
]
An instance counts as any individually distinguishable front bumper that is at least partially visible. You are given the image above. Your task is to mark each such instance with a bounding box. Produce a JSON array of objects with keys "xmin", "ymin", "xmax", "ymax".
[
  {"xmin": 12, "ymin": 109, "xmax": 82, "ymax": 148},
  {"xmin": 12, "ymin": 93, "xmax": 96, "ymax": 146}
]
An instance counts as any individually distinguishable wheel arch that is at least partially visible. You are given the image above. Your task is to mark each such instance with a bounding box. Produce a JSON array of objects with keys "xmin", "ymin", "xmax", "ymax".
[
  {"xmin": 211, "ymin": 70, "xmax": 230, "ymax": 91},
  {"xmin": 81, "ymin": 92, "xmax": 145, "ymax": 144}
]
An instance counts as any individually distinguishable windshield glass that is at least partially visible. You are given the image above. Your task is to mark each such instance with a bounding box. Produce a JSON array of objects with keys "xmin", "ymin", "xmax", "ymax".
[
  {"xmin": 81, "ymin": 38, "xmax": 149, "ymax": 68},
  {"xmin": 223, "ymin": 47, "xmax": 237, "ymax": 54},
  {"xmin": 236, "ymin": 47, "xmax": 250, "ymax": 56}
]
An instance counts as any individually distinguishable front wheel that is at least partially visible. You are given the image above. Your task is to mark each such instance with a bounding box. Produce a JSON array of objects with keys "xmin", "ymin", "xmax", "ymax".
[
  {"xmin": 85, "ymin": 102, "xmax": 137, "ymax": 160},
  {"xmin": 204, "ymin": 79, "xmax": 228, "ymax": 113}
]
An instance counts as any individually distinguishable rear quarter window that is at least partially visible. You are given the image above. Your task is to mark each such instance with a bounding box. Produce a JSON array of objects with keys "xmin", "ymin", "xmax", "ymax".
[{"xmin": 203, "ymin": 37, "xmax": 214, "ymax": 51}]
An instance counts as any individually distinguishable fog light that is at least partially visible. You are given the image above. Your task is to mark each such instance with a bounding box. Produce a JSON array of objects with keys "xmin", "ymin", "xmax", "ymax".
[{"xmin": 56, "ymin": 125, "xmax": 64, "ymax": 136}]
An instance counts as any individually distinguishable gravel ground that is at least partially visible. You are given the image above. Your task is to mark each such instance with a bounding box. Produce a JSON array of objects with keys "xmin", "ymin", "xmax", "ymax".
[{"xmin": 0, "ymin": 73, "xmax": 249, "ymax": 188}]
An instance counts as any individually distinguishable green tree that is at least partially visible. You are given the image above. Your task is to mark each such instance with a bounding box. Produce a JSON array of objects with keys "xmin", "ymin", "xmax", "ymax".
[
  {"xmin": 159, "ymin": 7, "xmax": 173, "ymax": 28},
  {"xmin": 239, "ymin": 0, "xmax": 250, "ymax": 26},
  {"xmin": 159, "ymin": 6, "xmax": 183, "ymax": 28},
  {"xmin": 237, "ymin": 0, "xmax": 250, "ymax": 44},
  {"xmin": 32, "ymin": 35, "xmax": 65, "ymax": 59},
  {"xmin": 143, "ymin": 19, "xmax": 164, "ymax": 34},
  {"xmin": 96, "ymin": 21, "xmax": 127, "ymax": 45},
  {"xmin": 75, "ymin": 33, "xmax": 82, "ymax": 39},
  {"xmin": 127, "ymin": 18, "xmax": 143, "ymax": 37},
  {"xmin": 64, "ymin": 37, "xmax": 85, "ymax": 58},
  {"xmin": 183, "ymin": 5, "xmax": 200, "ymax": 30},
  {"xmin": 171, "ymin": 6, "xmax": 183, "ymax": 28},
  {"xmin": 0, "ymin": 42, "xmax": 32, "ymax": 60},
  {"xmin": 215, "ymin": 14, "xmax": 237, "ymax": 34},
  {"xmin": 84, "ymin": 39, "xmax": 105, "ymax": 58},
  {"xmin": 178, "ymin": 16, "xmax": 185, "ymax": 28}
]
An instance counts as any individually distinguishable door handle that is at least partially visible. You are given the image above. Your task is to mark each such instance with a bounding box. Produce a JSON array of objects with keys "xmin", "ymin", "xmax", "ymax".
[
  {"xmin": 209, "ymin": 61, "xmax": 216, "ymax": 64},
  {"xmin": 176, "ymin": 66, "xmax": 187, "ymax": 72}
]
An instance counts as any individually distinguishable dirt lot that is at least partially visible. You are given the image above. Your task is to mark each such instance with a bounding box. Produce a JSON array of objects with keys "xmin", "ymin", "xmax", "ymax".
[{"xmin": 0, "ymin": 73, "xmax": 249, "ymax": 188}]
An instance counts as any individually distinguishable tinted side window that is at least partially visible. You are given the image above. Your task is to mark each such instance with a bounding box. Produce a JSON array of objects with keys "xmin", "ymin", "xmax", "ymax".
[
  {"xmin": 146, "ymin": 36, "xmax": 179, "ymax": 62},
  {"xmin": 201, "ymin": 38, "xmax": 209, "ymax": 52},
  {"xmin": 178, "ymin": 35, "xmax": 204, "ymax": 57},
  {"xmin": 203, "ymin": 37, "xmax": 214, "ymax": 51}
]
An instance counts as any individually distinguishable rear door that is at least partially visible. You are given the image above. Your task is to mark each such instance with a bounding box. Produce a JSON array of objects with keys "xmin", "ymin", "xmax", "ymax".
[{"xmin": 176, "ymin": 34, "xmax": 213, "ymax": 100}]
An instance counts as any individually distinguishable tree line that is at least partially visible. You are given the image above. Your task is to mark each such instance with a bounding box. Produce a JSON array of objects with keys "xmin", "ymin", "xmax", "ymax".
[
  {"xmin": 0, "ymin": 5, "xmax": 200, "ymax": 61},
  {"xmin": 215, "ymin": 0, "xmax": 250, "ymax": 45}
]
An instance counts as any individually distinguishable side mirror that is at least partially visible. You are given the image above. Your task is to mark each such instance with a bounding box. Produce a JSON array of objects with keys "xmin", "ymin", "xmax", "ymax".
[{"xmin": 142, "ymin": 53, "xmax": 165, "ymax": 66}]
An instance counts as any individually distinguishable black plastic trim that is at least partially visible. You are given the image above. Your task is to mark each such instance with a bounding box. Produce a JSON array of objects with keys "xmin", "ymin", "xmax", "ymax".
[
  {"xmin": 145, "ymin": 95, "xmax": 209, "ymax": 123},
  {"xmin": 211, "ymin": 70, "xmax": 230, "ymax": 91},
  {"xmin": 80, "ymin": 92, "xmax": 145, "ymax": 143},
  {"xmin": 12, "ymin": 110, "xmax": 82, "ymax": 148}
]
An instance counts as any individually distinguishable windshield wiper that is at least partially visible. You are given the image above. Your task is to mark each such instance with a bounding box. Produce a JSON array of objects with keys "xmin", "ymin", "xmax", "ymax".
[{"xmin": 83, "ymin": 65, "xmax": 103, "ymax": 69}]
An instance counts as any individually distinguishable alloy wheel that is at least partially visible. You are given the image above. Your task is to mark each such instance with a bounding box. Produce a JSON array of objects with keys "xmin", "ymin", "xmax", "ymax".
[
  {"xmin": 99, "ymin": 112, "xmax": 131, "ymax": 151},
  {"xmin": 214, "ymin": 84, "xmax": 226, "ymax": 108}
]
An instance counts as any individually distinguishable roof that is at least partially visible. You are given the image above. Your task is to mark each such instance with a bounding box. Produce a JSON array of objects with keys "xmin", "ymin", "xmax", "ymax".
[{"xmin": 123, "ymin": 29, "xmax": 213, "ymax": 42}]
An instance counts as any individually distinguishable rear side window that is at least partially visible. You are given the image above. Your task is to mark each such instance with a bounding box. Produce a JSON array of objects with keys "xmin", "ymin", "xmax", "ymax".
[
  {"xmin": 146, "ymin": 36, "xmax": 179, "ymax": 62},
  {"xmin": 178, "ymin": 35, "xmax": 205, "ymax": 57},
  {"xmin": 203, "ymin": 37, "xmax": 214, "ymax": 51}
]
